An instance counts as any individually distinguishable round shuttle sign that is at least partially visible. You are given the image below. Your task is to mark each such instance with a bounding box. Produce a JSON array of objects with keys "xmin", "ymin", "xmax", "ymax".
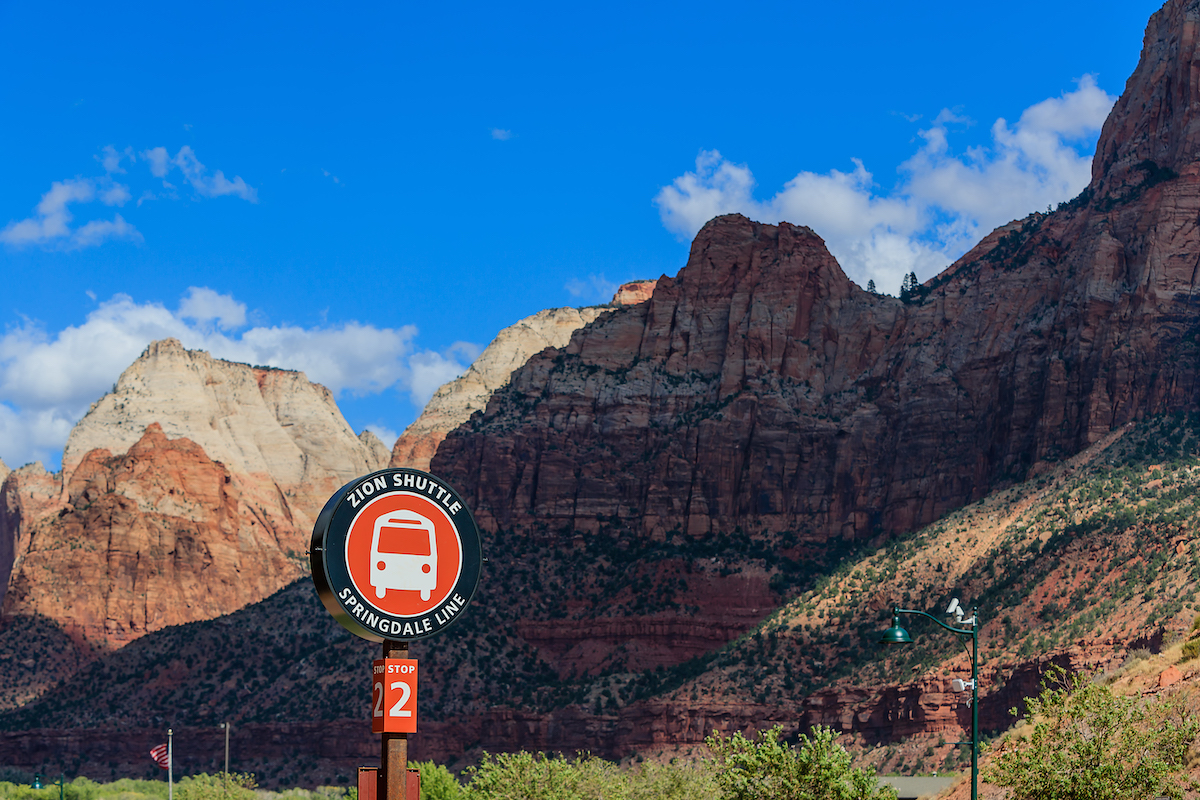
[{"xmin": 311, "ymin": 468, "xmax": 482, "ymax": 642}]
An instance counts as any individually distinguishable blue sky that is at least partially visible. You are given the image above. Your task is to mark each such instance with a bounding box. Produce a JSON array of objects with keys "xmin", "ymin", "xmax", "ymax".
[{"xmin": 0, "ymin": 0, "xmax": 1165, "ymax": 469}]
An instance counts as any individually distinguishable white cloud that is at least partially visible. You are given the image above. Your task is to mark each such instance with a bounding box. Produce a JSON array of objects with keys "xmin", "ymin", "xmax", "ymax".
[
  {"xmin": 362, "ymin": 423, "xmax": 399, "ymax": 446},
  {"xmin": 234, "ymin": 322, "xmax": 418, "ymax": 396},
  {"xmin": 491, "ymin": 128, "xmax": 513, "ymax": 141},
  {"xmin": 141, "ymin": 146, "xmax": 171, "ymax": 178},
  {"xmin": 178, "ymin": 287, "xmax": 247, "ymax": 330},
  {"xmin": 408, "ymin": 354, "xmax": 464, "ymax": 409},
  {"xmin": 0, "ymin": 290, "xmax": 477, "ymax": 469},
  {"xmin": 656, "ymin": 150, "xmax": 757, "ymax": 239},
  {"xmin": 565, "ymin": 273, "xmax": 619, "ymax": 303},
  {"xmin": 98, "ymin": 145, "xmax": 134, "ymax": 174},
  {"xmin": 0, "ymin": 177, "xmax": 141, "ymax": 249},
  {"xmin": 3, "ymin": 145, "xmax": 258, "ymax": 250},
  {"xmin": 407, "ymin": 342, "xmax": 480, "ymax": 408},
  {"xmin": 0, "ymin": 403, "xmax": 76, "ymax": 471},
  {"xmin": 99, "ymin": 183, "xmax": 131, "ymax": 206},
  {"xmin": 71, "ymin": 215, "xmax": 143, "ymax": 249},
  {"xmin": 654, "ymin": 75, "xmax": 1116, "ymax": 295},
  {"xmin": 0, "ymin": 178, "xmax": 94, "ymax": 243},
  {"xmin": 170, "ymin": 146, "xmax": 258, "ymax": 202}
]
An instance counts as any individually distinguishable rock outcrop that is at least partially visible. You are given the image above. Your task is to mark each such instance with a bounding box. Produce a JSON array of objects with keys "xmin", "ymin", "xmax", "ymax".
[
  {"xmin": 358, "ymin": 430, "xmax": 391, "ymax": 471},
  {"xmin": 390, "ymin": 306, "xmax": 613, "ymax": 471},
  {"xmin": 2, "ymin": 425, "xmax": 306, "ymax": 647},
  {"xmin": 612, "ymin": 280, "xmax": 657, "ymax": 306},
  {"xmin": 1, "ymin": 340, "xmax": 389, "ymax": 647},
  {"xmin": 62, "ymin": 338, "xmax": 387, "ymax": 516},
  {"xmin": 0, "ymin": 464, "xmax": 57, "ymax": 608}
]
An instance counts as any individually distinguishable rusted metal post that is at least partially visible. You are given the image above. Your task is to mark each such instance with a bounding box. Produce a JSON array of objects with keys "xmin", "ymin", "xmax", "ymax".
[{"xmin": 381, "ymin": 640, "xmax": 408, "ymax": 800}]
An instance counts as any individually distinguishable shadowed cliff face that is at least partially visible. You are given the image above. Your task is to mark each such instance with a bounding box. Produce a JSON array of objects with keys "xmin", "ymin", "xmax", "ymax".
[{"xmin": 435, "ymin": 0, "xmax": 1200, "ymax": 549}]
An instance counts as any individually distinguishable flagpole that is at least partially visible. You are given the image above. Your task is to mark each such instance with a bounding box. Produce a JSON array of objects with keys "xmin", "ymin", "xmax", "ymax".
[{"xmin": 168, "ymin": 729, "xmax": 173, "ymax": 800}]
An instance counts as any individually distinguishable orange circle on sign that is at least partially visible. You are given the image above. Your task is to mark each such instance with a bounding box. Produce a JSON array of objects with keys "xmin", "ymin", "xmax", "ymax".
[{"xmin": 345, "ymin": 491, "xmax": 463, "ymax": 617}]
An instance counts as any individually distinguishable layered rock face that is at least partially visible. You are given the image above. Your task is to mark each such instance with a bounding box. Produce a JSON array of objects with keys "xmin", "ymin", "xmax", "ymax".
[
  {"xmin": 2, "ymin": 425, "xmax": 305, "ymax": 647},
  {"xmin": 390, "ymin": 306, "xmax": 613, "ymax": 471},
  {"xmin": 0, "ymin": 464, "xmax": 57, "ymax": 608},
  {"xmin": 436, "ymin": 0, "xmax": 1200, "ymax": 547},
  {"xmin": 1, "ymin": 340, "xmax": 389, "ymax": 647},
  {"xmin": 420, "ymin": 0, "xmax": 1200, "ymax": 683},
  {"xmin": 391, "ymin": 282, "xmax": 658, "ymax": 471}
]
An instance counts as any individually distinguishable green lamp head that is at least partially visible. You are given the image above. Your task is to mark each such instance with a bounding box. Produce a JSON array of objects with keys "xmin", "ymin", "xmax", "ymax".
[
  {"xmin": 32, "ymin": 776, "xmax": 42, "ymax": 790},
  {"xmin": 879, "ymin": 613, "xmax": 912, "ymax": 645}
]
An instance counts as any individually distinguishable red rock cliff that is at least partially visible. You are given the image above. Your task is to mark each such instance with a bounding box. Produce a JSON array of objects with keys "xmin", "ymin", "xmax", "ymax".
[
  {"xmin": 435, "ymin": 0, "xmax": 1200, "ymax": 547},
  {"xmin": 1, "ymin": 425, "xmax": 306, "ymax": 648}
]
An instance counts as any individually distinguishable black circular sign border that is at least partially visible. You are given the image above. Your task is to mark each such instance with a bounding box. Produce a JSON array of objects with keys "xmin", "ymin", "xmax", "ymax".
[{"xmin": 311, "ymin": 468, "xmax": 482, "ymax": 642}]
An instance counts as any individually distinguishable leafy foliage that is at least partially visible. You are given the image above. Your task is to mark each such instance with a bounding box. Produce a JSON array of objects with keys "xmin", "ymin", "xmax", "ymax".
[
  {"xmin": 0, "ymin": 778, "xmax": 353, "ymax": 800},
  {"xmin": 0, "ymin": 778, "xmax": 166, "ymax": 800},
  {"xmin": 174, "ymin": 773, "xmax": 257, "ymax": 800},
  {"xmin": 410, "ymin": 762, "xmax": 461, "ymax": 800},
  {"xmin": 984, "ymin": 665, "xmax": 1199, "ymax": 800},
  {"xmin": 706, "ymin": 725, "xmax": 895, "ymax": 800},
  {"xmin": 460, "ymin": 752, "xmax": 716, "ymax": 800}
]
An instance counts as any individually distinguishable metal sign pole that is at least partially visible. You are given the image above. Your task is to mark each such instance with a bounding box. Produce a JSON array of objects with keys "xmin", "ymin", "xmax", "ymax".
[
  {"xmin": 311, "ymin": 468, "xmax": 482, "ymax": 797},
  {"xmin": 222, "ymin": 721, "xmax": 230, "ymax": 799},
  {"xmin": 381, "ymin": 639, "xmax": 408, "ymax": 800}
]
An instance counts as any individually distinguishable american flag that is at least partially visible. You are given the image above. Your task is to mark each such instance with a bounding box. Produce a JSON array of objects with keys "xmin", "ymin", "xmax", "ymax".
[{"xmin": 150, "ymin": 743, "xmax": 169, "ymax": 769}]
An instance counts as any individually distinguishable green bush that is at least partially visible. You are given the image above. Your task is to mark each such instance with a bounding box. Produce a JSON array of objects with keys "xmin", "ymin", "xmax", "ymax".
[
  {"xmin": 460, "ymin": 752, "xmax": 716, "ymax": 800},
  {"xmin": 462, "ymin": 752, "xmax": 620, "ymax": 800},
  {"xmin": 410, "ymin": 763, "xmax": 461, "ymax": 800},
  {"xmin": 985, "ymin": 665, "xmax": 1200, "ymax": 800},
  {"xmin": 1180, "ymin": 639, "xmax": 1200, "ymax": 663},
  {"xmin": 627, "ymin": 760, "xmax": 716, "ymax": 800},
  {"xmin": 0, "ymin": 778, "xmax": 169, "ymax": 800},
  {"xmin": 174, "ymin": 773, "xmax": 256, "ymax": 800},
  {"xmin": 460, "ymin": 753, "xmax": 628, "ymax": 800},
  {"xmin": 706, "ymin": 725, "xmax": 895, "ymax": 800}
]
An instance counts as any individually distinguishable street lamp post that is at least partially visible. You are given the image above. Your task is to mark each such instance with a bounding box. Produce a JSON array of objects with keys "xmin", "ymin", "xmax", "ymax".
[
  {"xmin": 879, "ymin": 600, "xmax": 980, "ymax": 800},
  {"xmin": 31, "ymin": 773, "xmax": 65, "ymax": 800},
  {"xmin": 220, "ymin": 722, "xmax": 231, "ymax": 800}
]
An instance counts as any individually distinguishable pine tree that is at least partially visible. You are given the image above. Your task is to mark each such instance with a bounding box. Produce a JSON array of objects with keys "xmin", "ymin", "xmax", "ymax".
[{"xmin": 866, "ymin": 279, "xmax": 876, "ymax": 293}]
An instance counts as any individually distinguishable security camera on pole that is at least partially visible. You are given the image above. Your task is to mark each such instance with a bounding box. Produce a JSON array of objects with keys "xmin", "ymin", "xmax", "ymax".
[{"xmin": 311, "ymin": 468, "xmax": 483, "ymax": 800}]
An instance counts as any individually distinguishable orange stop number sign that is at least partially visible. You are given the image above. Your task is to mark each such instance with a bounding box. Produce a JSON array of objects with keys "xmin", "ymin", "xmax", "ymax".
[{"xmin": 372, "ymin": 658, "xmax": 418, "ymax": 733}]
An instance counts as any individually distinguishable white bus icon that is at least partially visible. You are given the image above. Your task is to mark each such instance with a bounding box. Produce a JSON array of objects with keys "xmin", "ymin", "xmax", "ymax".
[{"xmin": 370, "ymin": 509, "xmax": 438, "ymax": 601}]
